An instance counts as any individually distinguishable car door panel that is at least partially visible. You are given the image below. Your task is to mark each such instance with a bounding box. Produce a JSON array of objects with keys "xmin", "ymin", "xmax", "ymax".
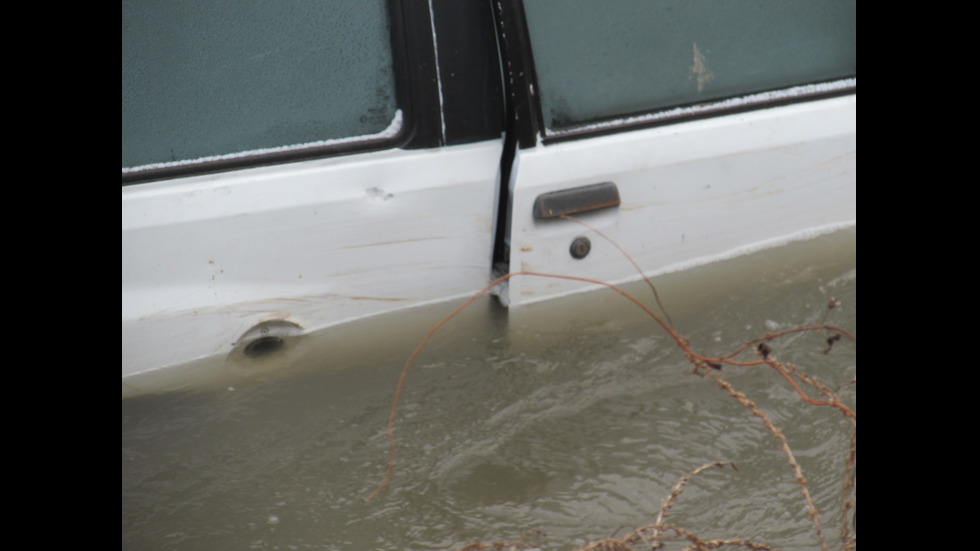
[
  {"xmin": 122, "ymin": 140, "xmax": 503, "ymax": 394},
  {"xmin": 504, "ymin": 95, "xmax": 855, "ymax": 306},
  {"xmin": 494, "ymin": 0, "xmax": 856, "ymax": 308},
  {"xmin": 122, "ymin": 1, "xmax": 506, "ymax": 395}
]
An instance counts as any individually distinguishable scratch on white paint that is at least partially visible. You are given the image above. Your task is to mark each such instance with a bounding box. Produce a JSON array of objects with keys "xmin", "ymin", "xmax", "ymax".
[
  {"xmin": 123, "ymin": 110, "xmax": 404, "ymax": 174},
  {"xmin": 365, "ymin": 187, "xmax": 394, "ymax": 201}
]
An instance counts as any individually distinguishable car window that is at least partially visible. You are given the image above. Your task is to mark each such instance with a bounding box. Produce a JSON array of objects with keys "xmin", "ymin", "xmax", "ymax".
[
  {"xmin": 521, "ymin": 0, "xmax": 856, "ymax": 133},
  {"xmin": 122, "ymin": 0, "xmax": 398, "ymax": 175}
]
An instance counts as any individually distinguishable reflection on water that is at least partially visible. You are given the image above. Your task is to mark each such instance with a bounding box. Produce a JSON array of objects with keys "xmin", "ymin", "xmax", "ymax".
[{"xmin": 122, "ymin": 228, "xmax": 855, "ymax": 550}]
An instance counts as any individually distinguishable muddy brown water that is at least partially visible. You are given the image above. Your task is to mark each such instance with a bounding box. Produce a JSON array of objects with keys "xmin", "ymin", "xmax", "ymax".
[{"xmin": 122, "ymin": 227, "xmax": 855, "ymax": 550}]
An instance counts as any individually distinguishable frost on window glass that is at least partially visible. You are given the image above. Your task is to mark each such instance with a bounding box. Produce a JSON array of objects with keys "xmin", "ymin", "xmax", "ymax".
[
  {"xmin": 122, "ymin": 0, "xmax": 397, "ymax": 172},
  {"xmin": 522, "ymin": 0, "xmax": 856, "ymax": 132}
]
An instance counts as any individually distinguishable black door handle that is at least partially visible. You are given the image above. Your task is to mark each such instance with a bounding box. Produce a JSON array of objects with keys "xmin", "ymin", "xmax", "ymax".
[{"xmin": 532, "ymin": 182, "xmax": 620, "ymax": 220}]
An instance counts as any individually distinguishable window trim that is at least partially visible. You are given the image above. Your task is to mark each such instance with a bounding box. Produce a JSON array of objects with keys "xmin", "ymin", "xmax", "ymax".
[
  {"xmin": 121, "ymin": 0, "xmax": 442, "ymax": 186},
  {"xmin": 539, "ymin": 78, "xmax": 857, "ymax": 146}
]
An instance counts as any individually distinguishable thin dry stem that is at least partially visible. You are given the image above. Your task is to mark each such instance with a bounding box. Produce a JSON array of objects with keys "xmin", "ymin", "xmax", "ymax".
[
  {"xmin": 367, "ymin": 270, "xmax": 853, "ymax": 507},
  {"xmin": 724, "ymin": 325, "xmax": 856, "ymax": 360},
  {"xmin": 366, "ymin": 270, "xmax": 690, "ymax": 500},
  {"xmin": 365, "ymin": 224, "xmax": 855, "ymax": 551},
  {"xmin": 666, "ymin": 524, "xmax": 777, "ymax": 550},
  {"xmin": 701, "ymin": 365, "xmax": 827, "ymax": 551},
  {"xmin": 839, "ymin": 427, "xmax": 857, "ymax": 545},
  {"xmin": 451, "ymin": 529, "xmax": 544, "ymax": 551},
  {"xmin": 560, "ymin": 214, "xmax": 674, "ymax": 329},
  {"xmin": 647, "ymin": 461, "xmax": 736, "ymax": 542}
]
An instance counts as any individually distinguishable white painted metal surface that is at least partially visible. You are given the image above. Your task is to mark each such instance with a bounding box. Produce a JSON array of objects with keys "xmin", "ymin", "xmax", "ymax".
[
  {"xmin": 122, "ymin": 140, "xmax": 503, "ymax": 395},
  {"xmin": 122, "ymin": 95, "xmax": 856, "ymax": 397},
  {"xmin": 502, "ymin": 95, "xmax": 856, "ymax": 306}
]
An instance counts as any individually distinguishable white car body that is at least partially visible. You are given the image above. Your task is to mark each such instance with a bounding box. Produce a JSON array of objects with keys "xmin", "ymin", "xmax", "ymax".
[{"xmin": 122, "ymin": 2, "xmax": 855, "ymax": 397}]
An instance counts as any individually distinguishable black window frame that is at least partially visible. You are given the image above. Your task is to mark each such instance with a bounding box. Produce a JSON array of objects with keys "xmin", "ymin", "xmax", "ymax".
[{"xmin": 430, "ymin": 1, "xmax": 506, "ymax": 147}]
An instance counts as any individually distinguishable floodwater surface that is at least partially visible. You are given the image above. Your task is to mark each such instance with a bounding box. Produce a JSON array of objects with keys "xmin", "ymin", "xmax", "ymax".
[{"xmin": 122, "ymin": 228, "xmax": 856, "ymax": 550}]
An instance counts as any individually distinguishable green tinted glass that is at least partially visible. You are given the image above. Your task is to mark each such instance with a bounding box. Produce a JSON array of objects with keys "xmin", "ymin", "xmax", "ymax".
[
  {"xmin": 122, "ymin": 0, "xmax": 397, "ymax": 171},
  {"xmin": 523, "ymin": 0, "xmax": 856, "ymax": 131}
]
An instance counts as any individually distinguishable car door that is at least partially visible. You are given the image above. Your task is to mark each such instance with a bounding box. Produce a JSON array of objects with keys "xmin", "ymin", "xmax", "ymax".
[
  {"xmin": 492, "ymin": 0, "xmax": 856, "ymax": 307},
  {"xmin": 122, "ymin": 1, "xmax": 505, "ymax": 394}
]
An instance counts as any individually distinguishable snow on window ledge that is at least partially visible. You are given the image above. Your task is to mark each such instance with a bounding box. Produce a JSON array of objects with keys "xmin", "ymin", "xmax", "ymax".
[
  {"xmin": 123, "ymin": 109, "xmax": 404, "ymax": 175},
  {"xmin": 544, "ymin": 79, "xmax": 855, "ymax": 139}
]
